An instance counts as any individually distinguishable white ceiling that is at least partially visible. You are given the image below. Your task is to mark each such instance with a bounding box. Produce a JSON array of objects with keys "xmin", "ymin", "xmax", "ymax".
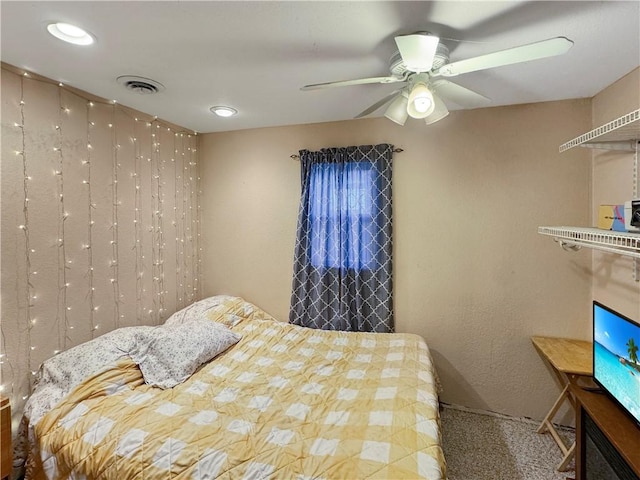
[{"xmin": 2, "ymin": 1, "xmax": 639, "ymax": 133}]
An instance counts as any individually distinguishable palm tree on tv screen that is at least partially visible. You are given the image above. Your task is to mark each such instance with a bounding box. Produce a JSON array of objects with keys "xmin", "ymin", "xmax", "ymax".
[{"xmin": 627, "ymin": 337, "xmax": 638, "ymax": 365}]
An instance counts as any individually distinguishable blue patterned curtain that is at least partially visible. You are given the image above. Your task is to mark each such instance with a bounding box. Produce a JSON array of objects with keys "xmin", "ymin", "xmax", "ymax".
[{"xmin": 289, "ymin": 144, "xmax": 393, "ymax": 333}]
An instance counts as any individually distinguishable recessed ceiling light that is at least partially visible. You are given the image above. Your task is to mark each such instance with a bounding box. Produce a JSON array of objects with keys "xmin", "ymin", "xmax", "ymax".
[
  {"xmin": 210, "ymin": 106, "xmax": 237, "ymax": 118},
  {"xmin": 47, "ymin": 22, "xmax": 94, "ymax": 46}
]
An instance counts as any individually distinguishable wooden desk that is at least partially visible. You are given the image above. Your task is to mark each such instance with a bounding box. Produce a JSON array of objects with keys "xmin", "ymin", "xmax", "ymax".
[{"xmin": 531, "ymin": 336, "xmax": 593, "ymax": 472}]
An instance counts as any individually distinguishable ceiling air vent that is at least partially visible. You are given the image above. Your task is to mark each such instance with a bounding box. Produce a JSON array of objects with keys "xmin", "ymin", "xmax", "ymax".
[{"xmin": 116, "ymin": 75, "xmax": 165, "ymax": 94}]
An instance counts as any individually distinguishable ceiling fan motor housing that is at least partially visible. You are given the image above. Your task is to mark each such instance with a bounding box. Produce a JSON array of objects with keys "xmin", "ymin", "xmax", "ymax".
[{"xmin": 390, "ymin": 43, "xmax": 449, "ymax": 77}]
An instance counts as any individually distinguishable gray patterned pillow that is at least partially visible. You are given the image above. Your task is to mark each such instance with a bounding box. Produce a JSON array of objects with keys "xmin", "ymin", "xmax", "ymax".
[
  {"xmin": 18, "ymin": 326, "xmax": 155, "ymax": 468},
  {"xmin": 131, "ymin": 319, "xmax": 241, "ymax": 389},
  {"xmin": 25, "ymin": 326, "xmax": 154, "ymax": 425}
]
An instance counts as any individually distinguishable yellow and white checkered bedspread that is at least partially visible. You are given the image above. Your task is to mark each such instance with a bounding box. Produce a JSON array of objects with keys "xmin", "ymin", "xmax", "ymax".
[{"xmin": 28, "ymin": 316, "xmax": 446, "ymax": 479}]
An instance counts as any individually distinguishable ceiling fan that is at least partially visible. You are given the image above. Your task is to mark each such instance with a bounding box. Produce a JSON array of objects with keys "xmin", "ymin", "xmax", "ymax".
[{"xmin": 301, "ymin": 32, "xmax": 573, "ymax": 126}]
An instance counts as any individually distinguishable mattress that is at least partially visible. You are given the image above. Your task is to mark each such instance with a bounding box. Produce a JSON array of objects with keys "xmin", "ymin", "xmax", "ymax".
[{"xmin": 24, "ymin": 298, "xmax": 446, "ymax": 479}]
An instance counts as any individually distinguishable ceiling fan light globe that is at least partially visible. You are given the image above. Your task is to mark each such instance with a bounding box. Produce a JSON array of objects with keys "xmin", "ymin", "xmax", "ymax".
[
  {"xmin": 424, "ymin": 108, "xmax": 449, "ymax": 125},
  {"xmin": 407, "ymin": 82, "xmax": 435, "ymax": 119},
  {"xmin": 384, "ymin": 94, "xmax": 409, "ymax": 126},
  {"xmin": 413, "ymin": 97, "xmax": 432, "ymax": 113},
  {"xmin": 424, "ymin": 94, "xmax": 449, "ymax": 125},
  {"xmin": 425, "ymin": 109, "xmax": 449, "ymax": 125}
]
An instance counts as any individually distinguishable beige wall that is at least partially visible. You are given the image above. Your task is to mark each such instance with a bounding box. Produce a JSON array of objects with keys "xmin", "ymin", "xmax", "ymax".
[
  {"xmin": 1, "ymin": 66, "xmax": 201, "ymax": 430},
  {"xmin": 590, "ymin": 68, "xmax": 640, "ymax": 319},
  {"xmin": 200, "ymin": 98, "xmax": 593, "ymax": 420}
]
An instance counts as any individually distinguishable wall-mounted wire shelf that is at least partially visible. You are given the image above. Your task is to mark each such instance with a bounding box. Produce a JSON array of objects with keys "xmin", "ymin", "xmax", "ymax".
[
  {"xmin": 552, "ymin": 109, "xmax": 640, "ymax": 279},
  {"xmin": 559, "ymin": 109, "xmax": 640, "ymax": 153},
  {"xmin": 538, "ymin": 226, "xmax": 640, "ymax": 259}
]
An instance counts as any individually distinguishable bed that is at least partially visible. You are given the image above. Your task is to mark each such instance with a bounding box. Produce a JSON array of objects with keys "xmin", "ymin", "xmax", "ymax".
[{"xmin": 21, "ymin": 296, "xmax": 446, "ymax": 479}]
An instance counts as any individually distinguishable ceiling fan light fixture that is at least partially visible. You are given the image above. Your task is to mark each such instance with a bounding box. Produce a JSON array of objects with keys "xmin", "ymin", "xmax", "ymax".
[
  {"xmin": 407, "ymin": 82, "xmax": 435, "ymax": 119},
  {"xmin": 47, "ymin": 22, "xmax": 94, "ymax": 45},
  {"xmin": 384, "ymin": 92, "xmax": 409, "ymax": 126},
  {"xmin": 210, "ymin": 106, "xmax": 238, "ymax": 118},
  {"xmin": 424, "ymin": 94, "xmax": 449, "ymax": 125}
]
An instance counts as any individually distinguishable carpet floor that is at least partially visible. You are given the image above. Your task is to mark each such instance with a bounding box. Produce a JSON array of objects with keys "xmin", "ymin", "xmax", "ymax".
[{"xmin": 440, "ymin": 404, "xmax": 576, "ymax": 480}]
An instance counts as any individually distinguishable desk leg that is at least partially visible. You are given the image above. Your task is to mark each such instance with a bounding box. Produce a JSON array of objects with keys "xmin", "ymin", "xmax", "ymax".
[
  {"xmin": 537, "ymin": 384, "xmax": 570, "ymax": 434},
  {"xmin": 537, "ymin": 382, "xmax": 576, "ymax": 471},
  {"xmin": 559, "ymin": 442, "xmax": 575, "ymax": 472}
]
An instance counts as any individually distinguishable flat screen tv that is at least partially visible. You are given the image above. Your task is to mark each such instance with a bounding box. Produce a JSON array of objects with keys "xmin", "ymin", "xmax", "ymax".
[{"xmin": 593, "ymin": 301, "xmax": 640, "ymax": 426}]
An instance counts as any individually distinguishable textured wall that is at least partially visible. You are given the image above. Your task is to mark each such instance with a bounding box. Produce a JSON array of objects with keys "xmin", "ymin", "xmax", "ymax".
[
  {"xmin": 1, "ymin": 67, "xmax": 201, "ymax": 431},
  {"xmin": 590, "ymin": 68, "xmax": 640, "ymax": 319},
  {"xmin": 198, "ymin": 98, "xmax": 593, "ymax": 421}
]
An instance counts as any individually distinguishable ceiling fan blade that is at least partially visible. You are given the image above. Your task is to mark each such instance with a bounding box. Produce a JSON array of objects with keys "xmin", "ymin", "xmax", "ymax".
[
  {"xmin": 354, "ymin": 89, "xmax": 404, "ymax": 118},
  {"xmin": 435, "ymin": 36, "xmax": 573, "ymax": 77},
  {"xmin": 301, "ymin": 76, "xmax": 404, "ymax": 91},
  {"xmin": 394, "ymin": 33, "xmax": 440, "ymax": 73},
  {"xmin": 431, "ymin": 79, "xmax": 491, "ymax": 109}
]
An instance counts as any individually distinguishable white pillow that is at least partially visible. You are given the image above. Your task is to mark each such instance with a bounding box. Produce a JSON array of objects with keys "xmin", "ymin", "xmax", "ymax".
[
  {"xmin": 164, "ymin": 295, "xmax": 250, "ymax": 327},
  {"xmin": 164, "ymin": 295, "xmax": 278, "ymax": 328},
  {"xmin": 131, "ymin": 320, "xmax": 241, "ymax": 389}
]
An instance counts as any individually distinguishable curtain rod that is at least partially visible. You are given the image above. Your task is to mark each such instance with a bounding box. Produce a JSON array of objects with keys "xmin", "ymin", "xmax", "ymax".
[{"xmin": 290, "ymin": 147, "xmax": 404, "ymax": 160}]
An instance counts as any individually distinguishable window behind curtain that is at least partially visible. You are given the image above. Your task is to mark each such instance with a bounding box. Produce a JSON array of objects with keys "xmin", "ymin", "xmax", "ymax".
[{"xmin": 308, "ymin": 161, "xmax": 378, "ymax": 271}]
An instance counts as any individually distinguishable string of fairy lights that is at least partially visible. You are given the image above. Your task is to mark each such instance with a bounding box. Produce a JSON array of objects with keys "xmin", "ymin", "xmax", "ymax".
[
  {"xmin": 181, "ymin": 134, "xmax": 190, "ymax": 306},
  {"xmin": 17, "ymin": 74, "xmax": 35, "ymax": 390},
  {"xmin": 55, "ymin": 87, "xmax": 71, "ymax": 352},
  {"xmin": 173, "ymin": 133, "xmax": 181, "ymax": 309},
  {"xmin": 86, "ymin": 100, "xmax": 97, "ymax": 337},
  {"xmin": 157, "ymin": 124, "xmax": 167, "ymax": 318},
  {"xmin": 0, "ymin": 68, "xmax": 200, "ymax": 404},
  {"xmin": 151, "ymin": 122, "xmax": 166, "ymax": 321},
  {"xmin": 110, "ymin": 105, "xmax": 122, "ymax": 329},
  {"xmin": 151, "ymin": 127, "xmax": 158, "ymax": 321},
  {"xmin": 133, "ymin": 120, "xmax": 143, "ymax": 324},
  {"xmin": 189, "ymin": 142, "xmax": 199, "ymax": 303},
  {"xmin": 193, "ymin": 135, "xmax": 200, "ymax": 302},
  {"xmin": 183, "ymin": 139, "xmax": 191, "ymax": 305}
]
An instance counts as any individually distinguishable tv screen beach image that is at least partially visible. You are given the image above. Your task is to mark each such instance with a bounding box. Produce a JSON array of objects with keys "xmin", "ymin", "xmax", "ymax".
[{"xmin": 594, "ymin": 304, "xmax": 640, "ymax": 424}]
